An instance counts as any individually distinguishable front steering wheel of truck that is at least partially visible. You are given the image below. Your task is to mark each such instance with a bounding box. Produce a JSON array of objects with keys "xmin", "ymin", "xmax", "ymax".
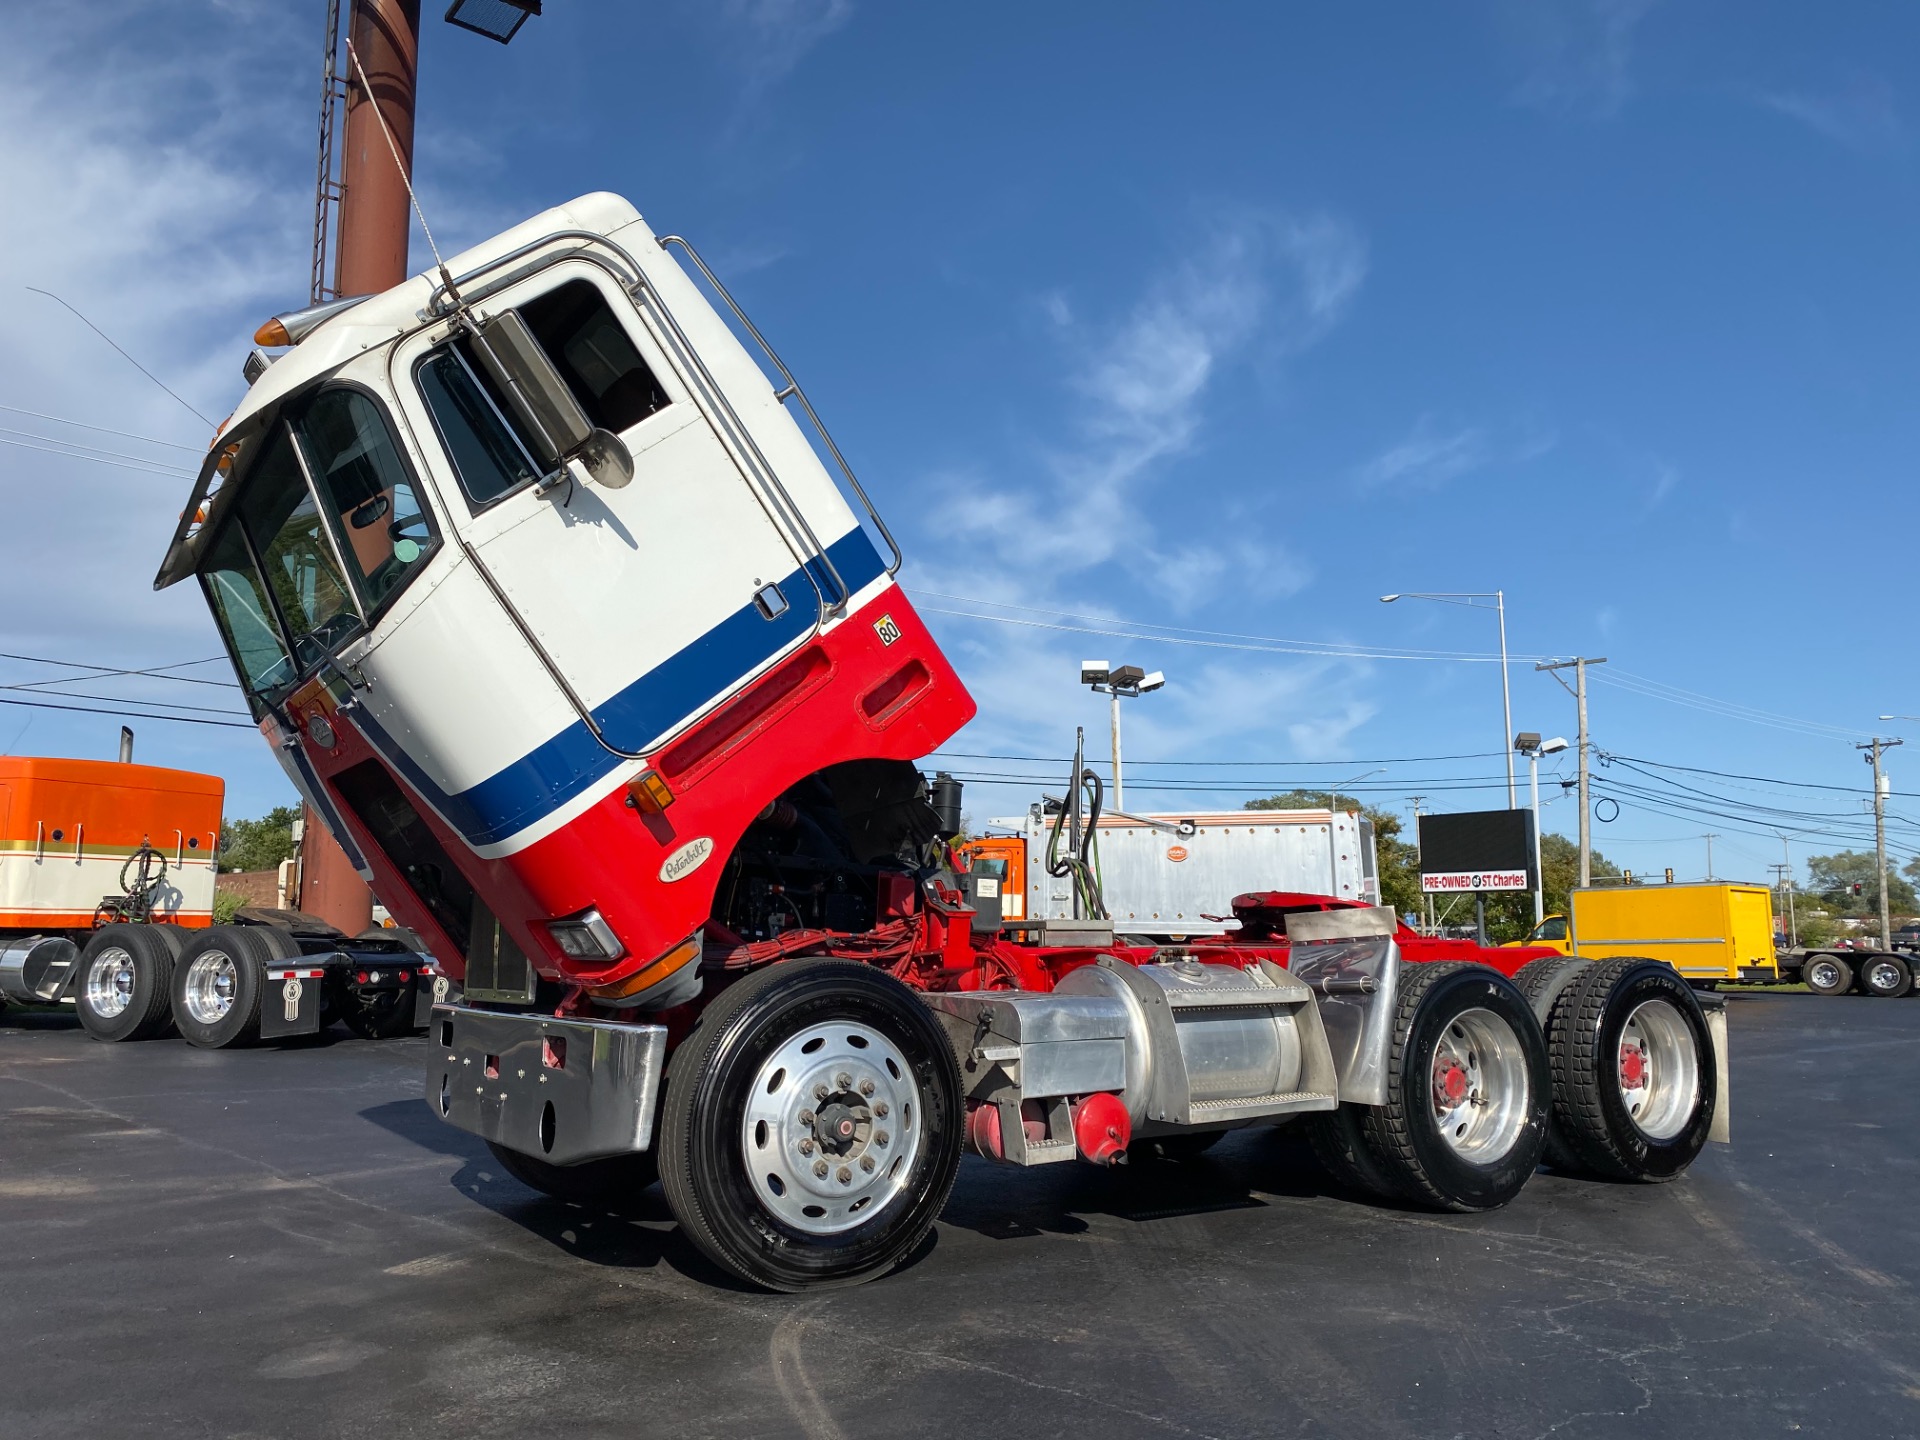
[{"xmin": 658, "ymin": 958, "xmax": 962, "ymax": 1292}]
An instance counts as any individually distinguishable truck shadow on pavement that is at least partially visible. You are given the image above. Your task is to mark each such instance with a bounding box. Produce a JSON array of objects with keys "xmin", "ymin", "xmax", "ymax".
[
  {"xmin": 356, "ymin": 1099, "xmax": 1374, "ymax": 1285},
  {"xmin": 357, "ymin": 1097, "xmax": 771, "ymax": 1290}
]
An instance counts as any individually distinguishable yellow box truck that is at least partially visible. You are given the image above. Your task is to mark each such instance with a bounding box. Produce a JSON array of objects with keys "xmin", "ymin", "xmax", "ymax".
[{"xmin": 1514, "ymin": 883, "xmax": 1779, "ymax": 984}]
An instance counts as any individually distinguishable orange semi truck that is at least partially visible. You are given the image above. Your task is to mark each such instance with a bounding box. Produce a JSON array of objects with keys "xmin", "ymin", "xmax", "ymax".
[{"xmin": 0, "ymin": 756, "xmax": 439, "ymax": 1044}]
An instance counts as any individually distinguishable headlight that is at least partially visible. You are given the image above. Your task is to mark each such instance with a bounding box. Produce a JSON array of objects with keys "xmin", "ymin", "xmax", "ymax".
[{"xmin": 546, "ymin": 908, "xmax": 624, "ymax": 961}]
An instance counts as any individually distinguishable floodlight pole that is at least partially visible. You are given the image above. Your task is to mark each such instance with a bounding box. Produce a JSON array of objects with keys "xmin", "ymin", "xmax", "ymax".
[
  {"xmin": 1109, "ymin": 688, "xmax": 1123, "ymax": 810},
  {"xmin": 1527, "ymin": 748, "xmax": 1543, "ymax": 926}
]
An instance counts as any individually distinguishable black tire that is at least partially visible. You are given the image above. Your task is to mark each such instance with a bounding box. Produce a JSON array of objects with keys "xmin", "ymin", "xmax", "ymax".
[
  {"xmin": 1304, "ymin": 1103, "xmax": 1407, "ymax": 1200},
  {"xmin": 1857, "ymin": 954, "xmax": 1913, "ymax": 999},
  {"xmin": 1802, "ymin": 952, "xmax": 1852, "ymax": 996},
  {"xmin": 1549, "ymin": 957, "xmax": 1714, "ymax": 1182},
  {"xmin": 1128, "ymin": 1131, "xmax": 1225, "ymax": 1164},
  {"xmin": 73, "ymin": 925, "xmax": 184, "ymax": 1042},
  {"xmin": 486, "ymin": 1141, "xmax": 659, "ymax": 1210},
  {"xmin": 658, "ymin": 959, "xmax": 963, "ymax": 1292},
  {"xmin": 170, "ymin": 926, "xmax": 302, "ymax": 1049},
  {"xmin": 1512, "ymin": 955, "xmax": 1595, "ymax": 1174},
  {"xmin": 1361, "ymin": 963, "xmax": 1551, "ymax": 1212}
]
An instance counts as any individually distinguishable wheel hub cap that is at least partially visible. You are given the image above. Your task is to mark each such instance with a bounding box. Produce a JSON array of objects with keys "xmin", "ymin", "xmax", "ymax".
[
  {"xmin": 84, "ymin": 949, "xmax": 136, "ymax": 1019},
  {"xmin": 182, "ymin": 952, "xmax": 239, "ymax": 1026},
  {"xmin": 1617, "ymin": 999, "xmax": 1700, "ymax": 1141},
  {"xmin": 1429, "ymin": 1007, "xmax": 1529, "ymax": 1162},
  {"xmin": 742, "ymin": 1021, "xmax": 922, "ymax": 1236}
]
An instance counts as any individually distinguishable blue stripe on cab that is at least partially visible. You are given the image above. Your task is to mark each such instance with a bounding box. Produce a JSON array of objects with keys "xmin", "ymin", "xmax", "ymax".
[{"xmin": 355, "ymin": 529, "xmax": 888, "ymax": 849}]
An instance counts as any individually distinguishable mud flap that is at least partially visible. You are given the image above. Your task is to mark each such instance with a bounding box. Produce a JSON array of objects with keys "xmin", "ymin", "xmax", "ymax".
[
  {"xmin": 260, "ymin": 957, "xmax": 343, "ymax": 1041},
  {"xmin": 1702, "ymin": 999, "xmax": 1731, "ymax": 1144}
]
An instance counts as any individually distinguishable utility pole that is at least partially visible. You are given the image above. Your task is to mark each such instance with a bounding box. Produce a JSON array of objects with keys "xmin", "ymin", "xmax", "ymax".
[
  {"xmin": 1858, "ymin": 737, "xmax": 1903, "ymax": 949},
  {"xmin": 1769, "ymin": 860, "xmax": 1796, "ymax": 948},
  {"xmin": 1704, "ymin": 833, "xmax": 1718, "ymax": 882},
  {"xmin": 1407, "ymin": 795, "xmax": 1430, "ymax": 933},
  {"xmin": 1537, "ymin": 657, "xmax": 1607, "ymax": 887},
  {"xmin": 1779, "ymin": 835, "xmax": 1797, "ymax": 948}
]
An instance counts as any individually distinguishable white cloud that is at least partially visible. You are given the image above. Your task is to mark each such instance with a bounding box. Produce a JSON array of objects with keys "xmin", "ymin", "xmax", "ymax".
[
  {"xmin": 0, "ymin": 5, "xmax": 311, "ymax": 810},
  {"xmin": 905, "ymin": 211, "xmax": 1375, "ymax": 806},
  {"xmin": 922, "ymin": 211, "xmax": 1364, "ymax": 604},
  {"xmin": 1765, "ymin": 76, "xmax": 1904, "ymax": 152},
  {"xmin": 1351, "ymin": 416, "xmax": 1555, "ymax": 493},
  {"xmin": 721, "ymin": 0, "xmax": 855, "ymax": 88},
  {"xmin": 1500, "ymin": 0, "xmax": 1660, "ymax": 120},
  {"xmin": 1354, "ymin": 418, "xmax": 1489, "ymax": 492}
]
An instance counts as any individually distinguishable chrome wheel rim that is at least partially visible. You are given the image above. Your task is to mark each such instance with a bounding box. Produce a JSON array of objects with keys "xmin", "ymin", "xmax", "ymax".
[
  {"xmin": 181, "ymin": 951, "xmax": 239, "ymax": 1026},
  {"xmin": 1807, "ymin": 959, "xmax": 1841, "ymax": 990},
  {"xmin": 1864, "ymin": 960, "xmax": 1903, "ymax": 994},
  {"xmin": 1617, "ymin": 999, "xmax": 1699, "ymax": 1141},
  {"xmin": 1429, "ymin": 1007, "xmax": 1530, "ymax": 1162},
  {"xmin": 84, "ymin": 948, "xmax": 136, "ymax": 1018},
  {"xmin": 742, "ymin": 1020, "xmax": 923, "ymax": 1237}
]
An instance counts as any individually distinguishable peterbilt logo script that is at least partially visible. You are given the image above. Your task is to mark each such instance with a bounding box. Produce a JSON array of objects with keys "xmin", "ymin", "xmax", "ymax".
[{"xmin": 660, "ymin": 836, "xmax": 716, "ymax": 883}]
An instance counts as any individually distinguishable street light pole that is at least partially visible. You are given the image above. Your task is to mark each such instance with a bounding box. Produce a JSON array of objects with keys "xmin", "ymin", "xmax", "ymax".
[
  {"xmin": 1381, "ymin": 591, "xmax": 1515, "ymax": 807},
  {"xmin": 1080, "ymin": 662, "xmax": 1166, "ymax": 810}
]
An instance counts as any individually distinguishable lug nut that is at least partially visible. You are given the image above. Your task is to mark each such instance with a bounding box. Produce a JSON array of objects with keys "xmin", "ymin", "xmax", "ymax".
[
  {"xmin": 873, "ymin": 1101, "xmax": 889, "ymax": 1118},
  {"xmin": 860, "ymin": 1155, "xmax": 876, "ymax": 1173},
  {"xmin": 799, "ymin": 1109, "xmax": 815, "ymax": 1126},
  {"xmin": 837, "ymin": 1165, "xmax": 852, "ymax": 1184},
  {"xmin": 875, "ymin": 1130, "xmax": 889, "ymax": 1147},
  {"xmin": 813, "ymin": 1159, "xmax": 830, "ymax": 1178},
  {"xmin": 798, "ymin": 1139, "xmax": 815, "ymax": 1156},
  {"xmin": 858, "ymin": 1078, "xmax": 876, "ymax": 1096},
  {"xmin": 814, "ymin": 1083, "xmax": 830, "ymax": 1101},
  {"xmin": 835, "ymin": 1072, "xmax": 853, "ymax": 1090}
]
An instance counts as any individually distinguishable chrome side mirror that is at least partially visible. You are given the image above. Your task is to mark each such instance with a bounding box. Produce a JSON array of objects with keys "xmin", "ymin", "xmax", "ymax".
[{"xmin": 468, "ymin": 311, "xmax": 635, "ymax": 490}]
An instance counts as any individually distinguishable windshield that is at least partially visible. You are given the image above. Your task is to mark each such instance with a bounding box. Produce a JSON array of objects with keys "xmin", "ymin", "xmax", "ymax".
[
  {"xmin": 235, "ymin": 426, "xmax": 361, "ymax": 671},
  {"xmin": 199, "ymin": 518, "xmax": 296, "ymax": 703},
  {"xmin": 295, "ymin": 388, "xmax": 435, "ymax": 607},
  {"xmin": 199, "ymin": 388, "xmax": 437, "ymax": 708}
]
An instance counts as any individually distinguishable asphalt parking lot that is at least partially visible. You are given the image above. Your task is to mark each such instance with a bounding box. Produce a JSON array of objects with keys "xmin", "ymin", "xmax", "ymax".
[{"xmin": 3, "ymin": 993, "xmax": 1916, "ymax": 1440}]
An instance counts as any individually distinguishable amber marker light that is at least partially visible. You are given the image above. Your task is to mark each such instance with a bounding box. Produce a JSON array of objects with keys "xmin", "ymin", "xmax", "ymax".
[
  {"xmin": 584, "ymin": 934, "xmax": 701, "ymax": 1002},
  {"xmin": 253, "ymin": 318, "xmax": 292, "ymax": 347},
  {"xmin": 626, "ymin": 770, "xmax": 674, "ymax": 814}
]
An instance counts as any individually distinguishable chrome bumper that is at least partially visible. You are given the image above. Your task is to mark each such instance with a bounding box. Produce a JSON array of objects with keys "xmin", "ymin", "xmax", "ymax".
[{"xmin": 427, "ymin": 1004, "xmax": 667, "ymax": 1166}]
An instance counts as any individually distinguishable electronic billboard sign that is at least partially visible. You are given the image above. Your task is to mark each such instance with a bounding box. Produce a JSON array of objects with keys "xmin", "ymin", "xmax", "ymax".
[{"xmin": 1417, "ymin": 809, "xmax": 1536, "ymax": 893}]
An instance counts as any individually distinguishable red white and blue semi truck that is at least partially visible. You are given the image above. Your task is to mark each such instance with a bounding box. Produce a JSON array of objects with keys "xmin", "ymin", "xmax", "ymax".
[{"xmin": 154, "ymin": 194, "xmax": 1726, "ymax": 1290}]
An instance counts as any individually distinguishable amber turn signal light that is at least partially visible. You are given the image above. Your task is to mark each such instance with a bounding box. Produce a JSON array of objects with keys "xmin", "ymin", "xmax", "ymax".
[
  {"xmin": 626, "ymin": 769, "xmax": 674, "ymax": 814},
  {"xmin": 253, "ymin": 318, "xmax": 292, "ymax": 347},
  {"xmin": 584, "ymin": 934, "xmax": 700, "ymax": 1002}
]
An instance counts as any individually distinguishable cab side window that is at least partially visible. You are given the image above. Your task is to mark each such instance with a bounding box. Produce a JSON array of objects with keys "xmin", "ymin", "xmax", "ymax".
[{"xmin": 519, "ymin": 279, "xmax": 670, "ymax": 433}]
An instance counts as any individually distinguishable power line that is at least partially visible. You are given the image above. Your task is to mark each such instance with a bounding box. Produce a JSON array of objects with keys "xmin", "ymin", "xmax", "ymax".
[
  {"xmin": 0, "ymin": 404, "xmax": 203, "ymax": 452},
  {"xmin": 929, "ymin": 748, "xmax": 1506, "ymax": 767},
  {"xmin": 0, "ymin": 651, "xmax": 238, "ymax": 690},
  {"xmin": 0, "ymin": 432, "xmax": 197, "ymax": 479},
  {"xmin": 25, "ymin": 287, "xmax": 214, "ymax": 428},
  {"xmin": 0, "ymin": 695, "xmax": 255, "ymax": 730}
]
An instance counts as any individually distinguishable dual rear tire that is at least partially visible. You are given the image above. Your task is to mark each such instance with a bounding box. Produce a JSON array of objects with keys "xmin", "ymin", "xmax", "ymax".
[
  {"xmin": 1307, "ymin": 962, "xmax": 1550, "ymax": 1212},
  {"xmin": 1308, "ymin": 956, "xmax": 1715, "ymax": 1206},
  {"xmin": 73, "ymin": 925, "xmax": 186, "ymax": 1042}
]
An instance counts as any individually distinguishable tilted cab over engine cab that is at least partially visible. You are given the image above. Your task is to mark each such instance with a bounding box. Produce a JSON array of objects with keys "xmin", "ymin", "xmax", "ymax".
[{"xmin": 157, "ymin": 194, "xmax": 1727, "ymax": 1291}]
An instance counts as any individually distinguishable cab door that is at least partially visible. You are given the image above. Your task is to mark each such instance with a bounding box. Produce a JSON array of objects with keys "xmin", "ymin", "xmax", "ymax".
[{"xmin": 403, "ymin": 263, "xmax": 834, "ymax": 756}]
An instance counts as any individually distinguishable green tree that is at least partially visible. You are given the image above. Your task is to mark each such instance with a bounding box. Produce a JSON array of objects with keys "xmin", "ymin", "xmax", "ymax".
[
  {"xmin": 1806, "ymin": 850, "xmax": 1917, "ymax": 916},
  {"xmin": 218, "ymin": 804, "xmax": 299, "ymax": 873}
]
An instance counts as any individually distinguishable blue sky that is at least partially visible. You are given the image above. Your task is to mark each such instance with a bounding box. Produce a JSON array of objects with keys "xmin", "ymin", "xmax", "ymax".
[{"xmin": 2, "ymin": 1, "xmax": 1915, "ymax": 890}]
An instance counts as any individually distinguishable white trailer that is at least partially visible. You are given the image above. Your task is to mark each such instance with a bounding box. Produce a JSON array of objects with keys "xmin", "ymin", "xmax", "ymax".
[{"xmin": 982, "ymin": 806, "xmax": 1380, "ymax": 938}]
